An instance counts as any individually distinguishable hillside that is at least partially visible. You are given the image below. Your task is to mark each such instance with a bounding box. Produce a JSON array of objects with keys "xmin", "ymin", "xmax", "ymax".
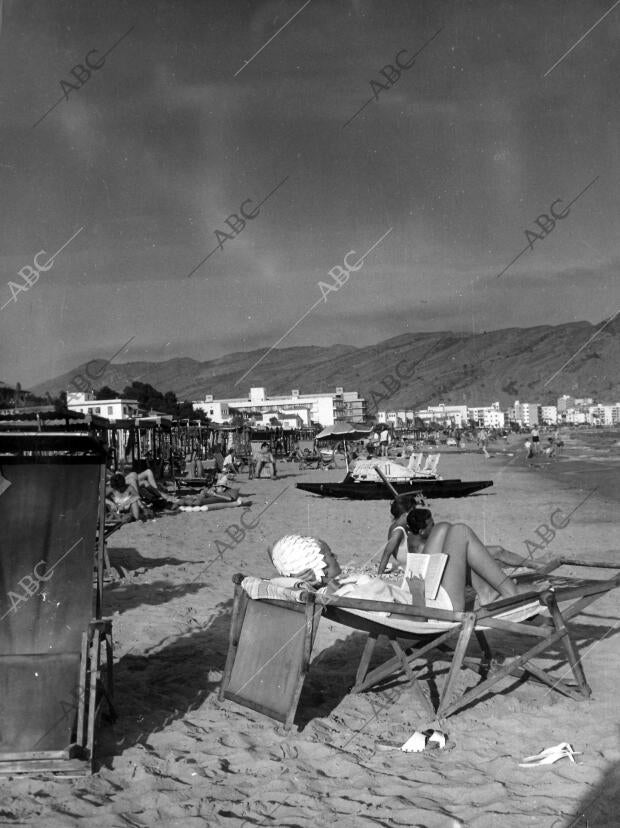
[{"xmin": 29, "ymin": 318, "xmax": 620, "ymax": 412}]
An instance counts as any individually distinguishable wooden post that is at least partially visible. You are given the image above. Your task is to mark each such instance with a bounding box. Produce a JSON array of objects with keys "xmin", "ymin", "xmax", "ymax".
[{"xmin": 96, "ymin": 464, "xmax": 106, "ymax": 618}]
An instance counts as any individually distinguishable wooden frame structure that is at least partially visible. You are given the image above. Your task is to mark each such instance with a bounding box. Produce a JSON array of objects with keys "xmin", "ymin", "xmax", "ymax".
[
  {"xmin": 0, "ymin": 432, "xmax": 116, "ymax": 775},
  {"xmin": 219, "ymin": 580, "xmax": 322, "ymax": 728},
  {"xmin": 220, "ymin": 562, "xmax": 620, "ymax": 728}
]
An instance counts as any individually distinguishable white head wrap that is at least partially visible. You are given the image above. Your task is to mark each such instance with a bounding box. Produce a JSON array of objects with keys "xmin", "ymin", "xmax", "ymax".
[{"xmin": 270, "ymin": 535, "xmax": 329, "ymax": 581}]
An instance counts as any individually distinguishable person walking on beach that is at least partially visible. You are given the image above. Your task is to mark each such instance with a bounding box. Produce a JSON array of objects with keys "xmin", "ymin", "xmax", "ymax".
[
  {"xmin": 477, "ymin": 428, "xmax": 490, "ymax": 458},
  {"xmin": 380, "ymin": 427, "xmax": 389, "ymax": 456},
  {"xmin": 530, "ymin": 425, "xmax": 540, "ymax": 455}
]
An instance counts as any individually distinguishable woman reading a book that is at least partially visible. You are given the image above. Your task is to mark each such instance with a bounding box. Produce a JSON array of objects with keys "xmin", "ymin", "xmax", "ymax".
[{"xmin": 402, "ymin": 508, "xmax": 519, "ymax": 610}]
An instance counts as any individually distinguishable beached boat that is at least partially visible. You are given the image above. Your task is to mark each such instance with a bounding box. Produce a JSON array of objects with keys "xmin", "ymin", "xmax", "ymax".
[{"xmin": 296, "ymin": 477, "xmax": 493, "ymax": 500}]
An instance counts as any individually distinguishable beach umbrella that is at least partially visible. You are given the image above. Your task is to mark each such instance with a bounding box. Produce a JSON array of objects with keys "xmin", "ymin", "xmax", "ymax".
[
  {"xmin": 315, "ymin": 422, "xmax": 373, "ymax": 441},
  {"xmin": 315, "ymin": 422, "xmax": 374, "ymax": 470}
]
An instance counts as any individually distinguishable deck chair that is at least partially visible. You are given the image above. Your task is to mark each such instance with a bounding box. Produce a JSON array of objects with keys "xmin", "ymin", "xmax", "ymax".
[
  {"xmin": 0, "ymin": 432, "xmax": 115, "ymax": 775},
  {"xmin": 416, "ymin": 453, "xmax": 440, "ymax": 477},
  {"xmin": 407, "ymin": 452, "xmax": 424, "ymax": 474},
  {"xmin": 219, "ymin": 578, "xmax": 322, "ymax": 728},
  {"xmin": 220, "ymin": 561, "xmax": 620, "ymax": 727}
]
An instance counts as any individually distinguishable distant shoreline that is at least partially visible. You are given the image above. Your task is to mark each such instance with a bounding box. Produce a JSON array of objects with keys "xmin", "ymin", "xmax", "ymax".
[{"xmin": 516, "ymin": 427, "xmax": 620, "ymax": 505}]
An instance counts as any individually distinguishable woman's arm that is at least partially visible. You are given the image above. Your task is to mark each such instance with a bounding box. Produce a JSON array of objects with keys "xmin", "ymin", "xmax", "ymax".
[{"xmin": 378, "ymin": 528, "xmax": 404, "ymax": 574}]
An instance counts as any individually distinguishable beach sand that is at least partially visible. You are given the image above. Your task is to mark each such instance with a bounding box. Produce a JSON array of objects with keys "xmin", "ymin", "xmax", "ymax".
[{"xmin": 3, "ymin": 445, "xmax": 620, "ymax": 827}]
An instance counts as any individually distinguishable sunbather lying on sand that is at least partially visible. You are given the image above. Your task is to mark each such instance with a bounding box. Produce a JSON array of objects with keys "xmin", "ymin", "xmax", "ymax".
[
  {"xmin": 269, "ymin": 527, "xmax": 522, "ymax": 611},
  {"xmin": 174, "ymin": 475, "xmax": 240, "ymax": 507}
]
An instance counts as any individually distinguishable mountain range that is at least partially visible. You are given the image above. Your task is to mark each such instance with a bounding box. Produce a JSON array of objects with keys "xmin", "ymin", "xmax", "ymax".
[{"xmin": 30, "ymin": 317, "xmax": 620, "ymax": 414}]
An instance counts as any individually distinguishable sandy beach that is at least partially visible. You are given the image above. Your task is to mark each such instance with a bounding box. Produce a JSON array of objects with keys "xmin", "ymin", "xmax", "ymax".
[{"xmin": 3, "ymin": 443, "xmax": 619, "ymax": 827}]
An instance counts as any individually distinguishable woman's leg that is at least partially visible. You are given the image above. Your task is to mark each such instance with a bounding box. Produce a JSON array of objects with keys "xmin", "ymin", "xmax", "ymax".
[
  {"xmin": 439, "ymin": 523, "xmax": 518, "ymax": 610},
  {"xmin": 138, "ymin": 469, "xmax": 159, "ymax": 490},
  {"xmin": 125, "ymin": 471, "xmax": 140, "ymax": 489}
]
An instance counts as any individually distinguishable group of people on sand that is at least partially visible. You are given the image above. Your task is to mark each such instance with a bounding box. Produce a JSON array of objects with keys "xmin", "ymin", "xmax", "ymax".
[
  {"xmin": 105, "ymin": 459, "xmax": 239, "ymax": 523},
  {"xmin": 524, "ymin": 427, "xmax": 564, "ymax": 461},
  {"xmin": 261, "ymin": 499, "xmax": 539, "ymax": 612}
]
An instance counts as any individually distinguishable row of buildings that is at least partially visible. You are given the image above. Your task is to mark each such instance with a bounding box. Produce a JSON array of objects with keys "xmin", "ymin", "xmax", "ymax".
[
  {"xmin": 192, "ymin": 386, "xmax": 366, "ymax": 428},
  {"xmin": 377, "ymin": 396, "xmax": 620, "ymax": 429},
  {"xmin": 64, "ymin": 387, "xmax": 367, "ymax": 429},
  {"xmin": 65, "ymin": 387, "xmax": 620, "ymax": 431}
]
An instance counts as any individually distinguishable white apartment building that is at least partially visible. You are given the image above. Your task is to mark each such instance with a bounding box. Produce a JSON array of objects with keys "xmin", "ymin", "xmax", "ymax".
[
  {"xmin": 467, "ymin": 402, "xmax": 505, "ymax": 429},
  {"xmin": 509, "ymin": 401, "xmax": 540, "ymax": 427},
  {"xmin": 67, "ymin": 391, "xmax": 140, "ymax": 421},
  {"xmin": 253, "ymin": 409, "xmax": 306, "ymax": 429},
  {"xmin": 377, "ymin": 409, "xmax": 416, "ymax": 426},
  {"xmin": 564, "ymin": 408, "xmax": 588, "ymax": 425},
  {"xmin": 193, "ymin": 386, "xmax": 366, "ymax": 427},
  {"xmin": 588, "ymin": 403, "xmax": 620, "ymax": 426},
  {"xmin": 415, "ymin": 404, "xmax": 469, "ymax": 427},
  {"xmin": 540, "ymin": 405, "xmax": 558, "ymax": 425},
  {"xmin": 196, "ymin": 400, "xmax": 230, "ymax": 422}
]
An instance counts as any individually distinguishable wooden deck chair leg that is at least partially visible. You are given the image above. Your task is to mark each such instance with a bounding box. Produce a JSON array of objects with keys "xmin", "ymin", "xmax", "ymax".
[
  {"xmin": 389, "ymin": 639, "xmax": 436, "ymax": 719},
  {"xmin": 353, "ymin": 627, "xmax": 460, "ymax": 695},
  {"xmin": 95, "ymin": 621, "xmax": 116, "ymax": 723},
  {"xmin": 543, "ymin": 591, "xmax": 592, "ymax": 699},
  {"xmin": 104, "ymin": 624, "xmax": 116, "ymax": 720},
  {"xmin": 219, "ymin": 585, "xmax": 250, "ymax": 701},
  {"xmin": 86, "ymin": 627, "xmax": 101, "ymax": 762},
  {"xmin": 440, "ymin": 612, "xmax": 588, "ymax": 718},
  {"xmin": 437, "ymin": 613, "xmax": 476, "ymax": 716},
  {"xmin": 351, "ymin": 635, "xmax": 379, "ymax": 693},
  {"xmin": 475, "ymin": 630, "xmax": 492, "ymax": 678},
  {"xmin": 285, "ymin": 593, "xmax": 319, "ymax": 730},
  {"xmin": 76, "ymin": 631, "xmax": 89, "ymax": 749}
]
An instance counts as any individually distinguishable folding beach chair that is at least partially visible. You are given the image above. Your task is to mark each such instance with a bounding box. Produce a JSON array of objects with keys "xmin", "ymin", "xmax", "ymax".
[
  {"xmin": 220, "ymin": 560, "xmax": 620, "ymax": 727},
  {"xmin": 0, "ymin": 432, "xmax": 115, "ymax": 775},
  {"xmin": 407, "ymin": 452, "xmax": 424, "ymax": 474},
  {"xmin": 416, "ymin": 453, "xmax": 440, "ymax": 477}
]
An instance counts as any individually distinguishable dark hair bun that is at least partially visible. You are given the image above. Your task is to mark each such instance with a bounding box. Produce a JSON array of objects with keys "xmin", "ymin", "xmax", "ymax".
[{"xmin": 406, "ymin": 508, "xmax": 432, "ymax": 534}]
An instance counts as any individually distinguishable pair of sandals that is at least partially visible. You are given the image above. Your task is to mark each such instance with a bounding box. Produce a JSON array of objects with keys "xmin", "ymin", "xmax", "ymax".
[{"xmin": 519, "ymin": 742, "xmax": 580, "ymax": 767}]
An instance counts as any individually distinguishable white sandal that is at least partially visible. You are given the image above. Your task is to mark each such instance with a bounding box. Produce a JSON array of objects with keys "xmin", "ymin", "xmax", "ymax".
[{"xmin": 519, "ymin": 742, "xmax": 580, "ymax": 767}]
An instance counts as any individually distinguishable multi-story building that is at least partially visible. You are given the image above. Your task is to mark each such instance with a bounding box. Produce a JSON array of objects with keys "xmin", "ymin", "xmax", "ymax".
[
  {"xmin": 557, "ymin": 395, "xmax": 575, "ymax": 412},
  {"xmin": 467, "ymin": 402, "xmax": 505, "ymax": 429},
  {"xmin": 67, "ymin": 391, "xmax": 140, "ymax": 421},
  {"xmin": 415, "ymin": 404, "xmax": 469, "ymax": 427},
  {"xmin": 198, "ymin": 400, "xmax": 230, "ymax": 422},
  {"xmin": 588, "ymin": 403, "xmax": 620, "ymax": 426},
  {"xmin": 376, "ymin": 409, "xmax": 417, "ymax": 426},
  {"xmin": 540, "ymin": 405, "xmax": 558, "ymax": 425},
  {"xmin": 564, "ymin": 408, "xmax": 588, "ymax": 425},
  {"xmin": 193, "ymin": 386, "xmax": 366, "ymax": 427},
  {"xmin": 510, "ymin": 401, "xmax": 540, "ymax": 427}
]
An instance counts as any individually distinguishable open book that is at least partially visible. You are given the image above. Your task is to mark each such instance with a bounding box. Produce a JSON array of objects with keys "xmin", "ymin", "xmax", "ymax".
[{"xmin": 401, "ymin": 552, "xmax": 448, "ymax": 601}]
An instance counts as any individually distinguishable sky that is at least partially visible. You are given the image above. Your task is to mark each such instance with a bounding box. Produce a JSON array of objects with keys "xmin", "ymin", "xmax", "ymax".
[{"xmin": 1, "ymin": 0, "xmax": 619, "ymax": 389}]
